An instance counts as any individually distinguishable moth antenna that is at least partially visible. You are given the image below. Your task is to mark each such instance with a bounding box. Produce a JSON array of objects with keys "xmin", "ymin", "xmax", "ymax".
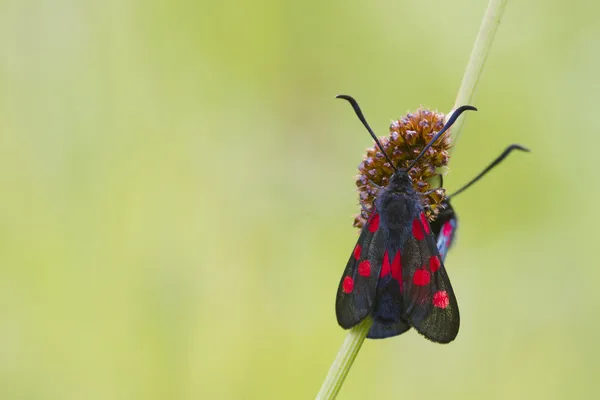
[
  {"xmin": 449, "ymin": 144, "xmax": 530, "ymax": 198},
  {"xmin": 336, "ymin": 94, "xmax": 397, "ymax": 172},
  {"xmin": 407, "ymin": 105, "xmax": 477, "ymax": 171}
]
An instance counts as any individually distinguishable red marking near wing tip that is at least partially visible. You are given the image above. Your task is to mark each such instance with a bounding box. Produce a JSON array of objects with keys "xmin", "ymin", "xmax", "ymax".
[
  {"xmin": 420, "ymin": 212, "xmax": 431, "ymax": 234},
  {"xmin": 342, "ymin": 276, "xmax": 354, "ymax": 293},
  {"xmin": 368, "ymin": 213, "xmax": 380, "ymax": 233},
  {"xmin": 429, "ymin": 256, "xmax": 441, "ymax": 273},
  {"xmin": 412, "ymin": 269, "xmax": 430, "ymax": 286},
  {"xmin": 433, "ymin": 291, "xmax": 450, "ymax": 308},
  {"xmin": 358, "ymin": 260, "xmax": 371, "ymax": 277},
  {"xmin": 353, "ymin": 244, "xmax": 362, "ymax": 260},
  {"xmin": 380, "ymin": 251, "xmax": 391, "ymax": 277},
  {"xmin": 442, "ymin": 221, "xmax": 453, "ymax": 237},
  {"xmin": 412, "ymin": 219, "xmax": 425, "ymax": 240}
]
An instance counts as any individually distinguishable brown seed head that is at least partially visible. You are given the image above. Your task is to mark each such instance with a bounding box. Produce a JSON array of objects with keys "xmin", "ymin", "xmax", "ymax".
[{"xmin": 354, "ymin": 108, "xmax": 452, "ymax": 229}]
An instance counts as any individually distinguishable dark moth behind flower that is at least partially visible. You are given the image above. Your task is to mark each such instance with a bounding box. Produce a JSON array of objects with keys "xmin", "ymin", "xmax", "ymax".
[
  {"xmin": 431, "ymin": 144, "xmax": 530, "ymax": 261},
  {"xmin": 335, "ymin": 95, "xmax": 476, "ymax": 342},
  {"xmin": 355, "ymin": 108, "xmax": 451, "ymax": 229}
]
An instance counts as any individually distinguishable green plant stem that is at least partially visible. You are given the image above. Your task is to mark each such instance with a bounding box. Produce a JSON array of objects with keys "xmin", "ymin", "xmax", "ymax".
[
  {"xmin": 316, "ymin": 2, "xmax": 508, "ymax": 399},
  {"xmin": 450, "ymin": 0, "xmax": 509, "ymax": 151},
  {"xmin": 315, "ymin": 317, "xmax": 373, "ymax": 400}
]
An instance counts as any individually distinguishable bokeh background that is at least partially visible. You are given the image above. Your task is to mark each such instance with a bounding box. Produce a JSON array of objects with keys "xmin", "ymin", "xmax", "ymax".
[{"xmin": 1, "ymin": 0, "xmax": 598, "ymax": 399}]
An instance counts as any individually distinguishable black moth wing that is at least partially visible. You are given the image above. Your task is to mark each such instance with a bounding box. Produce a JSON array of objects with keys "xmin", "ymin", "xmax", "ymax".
[
  {"xmin": 368, "ymin": 203, "xmax": 460, "ymax": 339},
  {"xmin": 367, "ymin": 320, "xmax": 411, "ymax": 339},
  {"xmin": 431, "ymin": 201, "xmax": 458, "ymax": 262},
  {"xmin": 366, "ymin": 190, "xmax": 420, "ymax": 340},
  {"xmin": 367, "ymin": 221, "xmax": 412, "ymax": 339},
  {"xmin": 335, "ymin": 212, "xmax": 386, "ymax": 329},
  {"xmin": 402, "ymin": 214, "xmax": 460, "ymax": 343},
  {"xmin": 367, "ymin": 319, "xmax": 410, "ymax": 339},
  {"xmin": 367, "ymin": 256, "xmax": 412, "ymax": 338},
  {"xmin": 430, "ymin": 201, "xmax": 455, "ymax": 239}
]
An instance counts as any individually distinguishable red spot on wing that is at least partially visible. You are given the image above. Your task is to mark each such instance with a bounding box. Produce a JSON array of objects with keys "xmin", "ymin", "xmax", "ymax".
[
  {"xmin": 442, "ymin": 221, "xmax": 453, "ymax": 237},
  {"xmin": 429, "ymin": 256, "xmax": 441, "ymax": 273},
  {"xmin": 391, "ymin": 250, "xmax": 403, "ymax": 292},
  {"xmin": 342, "ymin": 276, "xmax": 354, "ymax": 293},
  {"xmin": 358, "ymin": 260, "xmax": 371, "ymax": 277},
  {"xmin": 380, "ymin": 251, "xmax": 391, "ymax": 277},
  {"xmin": 420, "ymin": 212, "xmax": 431, "ymax": 234},
  {"xmin": 433, "ymin": 290, "xmax": 450, "ymax": 308},
  {"xmin": 353, "ymin": 244, "xmax": 362, "ymax": 260},
  {"xmin": 412, "ymin": 218, "xmax": 425, "ymax": 240},
  {"xmin": 368, "ymin": 213, "xmax": 380, "ymax": 233},
  {"xmin": 412, "ymin": 269, "xmax": 430, "ymax": 286}
]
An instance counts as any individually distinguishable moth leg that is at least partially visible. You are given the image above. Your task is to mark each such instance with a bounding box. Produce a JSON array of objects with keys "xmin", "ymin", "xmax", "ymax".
[
  {"xmin": 421, "ymin": 186, "xmax": 445, "ymax": 197},
  {"xmin": 420, "ymin": 175, "xmax": 444, "ymax": 196},
  {"xmin": 360, "ymin": 201, "xmax": 373, "ymax": 216},
  {"xmin": 368, "ymin": 180, "xmax": 381, "ymax": 189}
]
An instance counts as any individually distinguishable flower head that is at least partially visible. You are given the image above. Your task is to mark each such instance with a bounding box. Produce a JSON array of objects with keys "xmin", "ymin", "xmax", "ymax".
[{"xmin": 354, "ymin": 108, "xmax": 451, "ymax": 229}]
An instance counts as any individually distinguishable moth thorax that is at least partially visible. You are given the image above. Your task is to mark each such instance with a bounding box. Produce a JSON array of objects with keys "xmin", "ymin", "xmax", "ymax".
[{"xmin": 387, "ymin": 171, "xmax": 414, "ymax": 193}]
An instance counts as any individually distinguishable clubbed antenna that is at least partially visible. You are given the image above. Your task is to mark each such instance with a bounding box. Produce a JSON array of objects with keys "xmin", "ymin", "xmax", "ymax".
[
  {"xmin": 450, "ymin": 144, "xmax": 530, "ymax": 198},
  {"xmin": 406, "ymin": 105, "xmax": 477, "ymax": 171},
  {"xmin": 336, "ymin": 94, "xmax": 397, "ymax": 172}
]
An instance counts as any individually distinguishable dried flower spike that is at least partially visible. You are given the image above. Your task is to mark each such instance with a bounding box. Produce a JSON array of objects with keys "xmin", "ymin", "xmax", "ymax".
[{"xmin": 354, "ymin": 108, "xmax": 453, "ymax": 229}]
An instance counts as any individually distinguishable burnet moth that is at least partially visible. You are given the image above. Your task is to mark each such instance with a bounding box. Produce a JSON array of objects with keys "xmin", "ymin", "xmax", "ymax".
[
  {"xmin": 432, "ymin": 144, "xmax": 530, "ymax": 261},
  {"xmin": 335, "ymin": 94, "xmax": 476, "ymax": 343}
]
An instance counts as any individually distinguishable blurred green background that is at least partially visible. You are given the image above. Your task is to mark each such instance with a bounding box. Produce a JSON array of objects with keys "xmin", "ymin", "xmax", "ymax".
[{"xmin": 1, "ymin": 0, "xmax": 598, "ymax": 399}]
